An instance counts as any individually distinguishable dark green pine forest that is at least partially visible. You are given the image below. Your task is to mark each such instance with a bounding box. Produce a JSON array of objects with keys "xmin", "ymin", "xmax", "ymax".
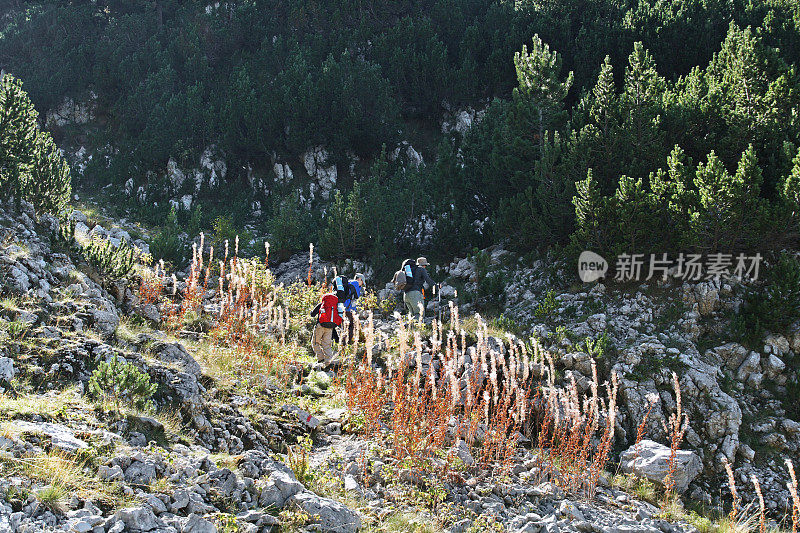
[{"xmin": 2, "ymin": 0, "xmax": 800, "ymax": 267}]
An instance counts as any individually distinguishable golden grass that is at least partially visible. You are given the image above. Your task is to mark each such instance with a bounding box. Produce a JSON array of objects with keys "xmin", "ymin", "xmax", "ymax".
[
  {"xmin": 0, "ymin": 451, "xmax": 138, "ymax": 511},
  {"xmin": 0, "ymin": 387, "xmax": 85, "ymax": 421}
]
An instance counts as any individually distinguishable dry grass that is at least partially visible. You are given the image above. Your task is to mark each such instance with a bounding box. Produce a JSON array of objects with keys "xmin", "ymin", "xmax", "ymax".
[
  {"xmin": 0, "ymin": 450, "xmax": 136, "ymax": 510},
  {"xmin": 788, "ymin": 460, "xmax": 799, "ymax": 533},
  {"xmin": 343, "ymin": 312, "xmax": 619, "ymax": 498},
  {"xmin": 662, "ymin": 372, "xmax": 689, "ymax": 503},
  {"xmin": 0, "ymin": 387, "xmax": 85, "ymax": 421}
]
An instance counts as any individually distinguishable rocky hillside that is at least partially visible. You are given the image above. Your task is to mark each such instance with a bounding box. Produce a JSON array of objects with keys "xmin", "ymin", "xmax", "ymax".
[{"xmin": 1, "ymin": 201, "xmax": 799, "ymax": 532}]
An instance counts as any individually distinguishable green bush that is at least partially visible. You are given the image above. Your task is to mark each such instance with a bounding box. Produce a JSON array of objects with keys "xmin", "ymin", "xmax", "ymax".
[
  {"xmin": 534, "ymin": 290, "xmax": 558, "ymax": 321},
  {"xmin": 736, "ymin": 253, "xmax": 800, "ymax": 346},
  {"xmin": 0, "ymin": 74, "xmax": 71, "ymax": 214},
  {"xmin": 84, "ymin": 238, "xmax": 135, "ymax": 278},
  {"xmin": 266, "ymin": 193, "xmax": 316, "ymax": 263},
  {"xmin": 88, "ymin": 356, "xmax": 157, "ymax": 411},
  {"xmin": 476, "ymin": 271, "xmax": 506, "ymax": 312},
  {"xmin": 149, "ymin": 207, "xmax": 186, "ymax": 268},
  {"xmin": 212, "ymin": 215, "xmax": 252, "ymax": 257}
]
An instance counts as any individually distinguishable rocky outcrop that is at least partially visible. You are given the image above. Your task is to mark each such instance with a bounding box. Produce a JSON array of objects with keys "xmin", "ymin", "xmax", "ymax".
[
  {"xmin": 288, "ymin": 491, "xmax": 362, "ymax": 533},
  {"xmin": 45, "ymin": 93, "xmax": 96, "ymax": 128},
  {"xmin": 620, "ymin": 440, "xmax": 703, "ymax": 493},
  {"xmin": 302, "ymin": 146, "xmax": 337, "ymax": 200},
  {"xmin": 441, "ymin": 106, "xmax": 486, "ymax": 135}
]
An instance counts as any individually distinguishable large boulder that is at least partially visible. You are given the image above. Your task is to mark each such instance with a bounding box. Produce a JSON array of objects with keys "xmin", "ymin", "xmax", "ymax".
[
  {"xmin": 259, "ymin": 470, "xmax": 304, "ymax": 509},
  {"xmin": 152, "ymin": 342, "xmax": 202, "ymax": 377},
  {"xmin": 620, "ymin": 440, "xmax": 702, "ymax": 493},
  {"xmin": 287, "ymin": 491, "xmax": 361, "ymax": 533},
  {"xmin": 0, "ymin": 356, "xmax": 14, "ymax": 382},
  {"xmin": 7, "ymin": 421, "xmax": 88, "ymax": 453},
  {"xmin": 112, "ymin": 506, "xmax": 163, "ymax": 532},
  {"xmin": 91, "ymin": 309, "xmax": 119, "ymax": 338},
  {"xmin": 183, "ymin": 514, "xmax": 217, "ymax": 533},
  {"xmin": 124, "ymin": 459, "xmax": 158, "ymax": 486}
]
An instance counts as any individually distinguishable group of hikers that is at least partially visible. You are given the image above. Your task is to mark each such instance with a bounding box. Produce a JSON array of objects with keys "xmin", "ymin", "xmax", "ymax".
[{"xmin": 309, "ymin": 257, "xmax": 437, "ymax": 367}]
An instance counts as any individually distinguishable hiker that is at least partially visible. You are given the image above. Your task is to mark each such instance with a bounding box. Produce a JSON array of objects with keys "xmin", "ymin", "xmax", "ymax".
[
  {"xmin": 395, "ymin": 257, "xmax": 436, "ymax": 320},
  {"xmin": 310, "ymin": 291, "xmax": 342, "ymax": 366},
  {"xmin": 342, "ymin": 273, "xmax": 365, "ymax": 343}
]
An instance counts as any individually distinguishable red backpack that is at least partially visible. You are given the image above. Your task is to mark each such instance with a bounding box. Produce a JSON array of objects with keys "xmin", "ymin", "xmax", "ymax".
[{"xmin": 318, "ymin": 293, "xmax": 342, "ymax": 327}]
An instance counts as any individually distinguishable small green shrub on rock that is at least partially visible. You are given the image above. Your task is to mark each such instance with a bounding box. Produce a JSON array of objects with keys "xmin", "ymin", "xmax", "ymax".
[
  {"xmin": 84, "ymin": 238, "xmax": 135, "ymax": 278},
  {"xmin": 88, "ymin": 356, "xmax": 157, "ymax": 411}
]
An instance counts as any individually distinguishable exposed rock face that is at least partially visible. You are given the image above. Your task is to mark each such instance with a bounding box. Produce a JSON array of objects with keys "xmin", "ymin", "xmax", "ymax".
[
  {"xmin": 197, "ymin": 145, "xmax": 226, "ymax": 189},
  {"xmin": 45, "ymin": 94, "xmax": 96, "ymax": 128},
  {"xmin": 0, "ymin": 356, "xmax": 14, "ymax": 382},
  {"xmin": 441, "ymin": 106, "xmax": 486, "ymax": 135},
  {"xmin": 167, "ymin": 158, "xmax": 186, "ymax": 190},
  {"xmin": 390, "ymin": 141, "xmax": 424, "ymax": 168},
  {"xmin": 273, "ymin": 161, "xmax": 293, "ymax": 184},
  {"xmin": 4, "ymin": 421, "xmax": 89, "ymax": 453},
  {"xmin": 620, "ymin": 440, "xmax": 703, "ymax": 493},
  {"xmin": 178, "ymin": 194, "xmax": 193, "ymax": 211},
  {"xmin": 302, "ymin": 146, "xmax": 337, "ymax": 200},
  {"xmin": 91, "ymin": 309, "xmax": 120, "ymax": 338},
  {"xmin": 288, "ymin": 491, "xmax": 362, "ymax": 533}
]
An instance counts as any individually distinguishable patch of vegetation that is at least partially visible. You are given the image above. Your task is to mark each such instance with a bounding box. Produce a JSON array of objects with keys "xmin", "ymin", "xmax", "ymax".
[
  {"xmin": 0, "ymin": 388, "xmax": 83, "ymax": 420},
  {"xmin": 0, "ymin": 451, "xmax": 136, "ymax": 512},
  {"xmin": 580, "ymin": 331, "xmax": 614, "ymax": 360},
  {"xmin": 628, "ymin": 351, "xmax": 687, "ymax": 382},
  {"xmin": 88, "ymin": 356, "xmax": 157, "ymax": 411},
  {"xmin": 149, "ymin": 207, "xmax": 186, "ymax": 269},
  {"xmin": 534, "ymin": 290, "xmax": 558, "ymax": 322},
  {"xmin": 35, "ymin": 484, "xmax": 67, "ymax": 511},
  {"xmin": 214, "ymin": 513, "xmax": 241, "ymax": 533},
  {"xmin": 489, "ymin": 314, "xmax": 524, "ymax": 335},
  {"xmin": 655, "ymin": 301, "xmax": 688, "ymax": 329},
  {"xmin": 612, "ymin": 472, "xmax": 657, "ymax": 504},
  {"xmin": 83, "ymin": 237, "xmax": 135, "ymax": 278},
  {"xmin": 735, "ymin": 252, "xmax": 800, "ymax": 348},
  {"xmin": 286, "ymin": 435, "xmax": 313, "ymax": 485},
  {"xmin": 381, "ymin": 512, "xmax": 443, "ymax": 533}
]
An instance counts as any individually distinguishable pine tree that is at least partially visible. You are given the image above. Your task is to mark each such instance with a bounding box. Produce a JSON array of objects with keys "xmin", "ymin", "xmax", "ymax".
[
  {"xmin": 710, "ymin": 23, "xmax": 770, "ymax": 125},
  {"xmin": 625, "ymin": 42, "xmax": 663, "ymax": 111},
  {"xmin": 782, "ymin": 151, "xmax": 800, "ymax": 208},
  {"xmin": 499, "ymin": 132, "xmax": 574, "ymax": 250},
  {"xmin": 571, "ymin": 169, "xmax": 610, "ymax": 252},
  {"xmin": 648, "ymin": 145, "xmax": 696, "ymax": 249},
  {"xmin": 0, "ymin": 74, "xmax": 38, "ymax": 201},
  {"xmin": 692, "ymin": 146, "xmax": 766, "ymax": 250},
  {"xmin": 513, "ymin": 34, "xmax": 574, "ymax": 147},
  {"xmin": 650, "ymin": 145, "xmax": 695, "ymax": 211},
  {"xmin": 591, "ymin": 55, "xmax": 616, "ymax": 135},
  {"xmin": 25, "ymin": 135, "xmax": 72, "ymax": 214},
  {"xmin": 612, "ymin": 175, "xmax": 654, "ymax": 254},
  {"xmin": 0, "ymin": 74, "xmax": 71, "ymax": 213},
  {"xmin": 622, "ymin": 42, "xmax": 666, "ymax": 179}
]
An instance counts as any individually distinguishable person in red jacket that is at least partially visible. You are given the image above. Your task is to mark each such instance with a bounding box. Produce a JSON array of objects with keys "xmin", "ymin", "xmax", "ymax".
[{"xmin": 310, "ymin": 292, "xmax": 342, "ymax": 366}]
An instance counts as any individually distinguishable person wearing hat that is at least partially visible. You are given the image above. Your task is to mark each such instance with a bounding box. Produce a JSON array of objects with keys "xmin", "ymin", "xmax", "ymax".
[{"xmin": 402, "ymin": 257, "xmax": 436, "ymax": 320}]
